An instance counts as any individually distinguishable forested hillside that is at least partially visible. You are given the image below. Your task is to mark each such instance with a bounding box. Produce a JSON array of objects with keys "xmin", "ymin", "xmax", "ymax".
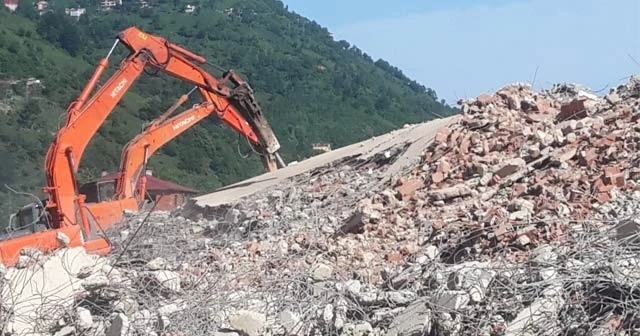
[{"xmin": 0, "ymin": 0, "xmax": 456, "ymax": 217}]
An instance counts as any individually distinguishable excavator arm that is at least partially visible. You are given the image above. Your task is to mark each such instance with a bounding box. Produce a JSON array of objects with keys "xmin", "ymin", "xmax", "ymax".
[
  {"xmin": 44, "ymin": 26, "xmax": 282, "ymax": 231},
  {"xmin": 115, "ymin": 87, "xmax": 274, "ymax": 202}
]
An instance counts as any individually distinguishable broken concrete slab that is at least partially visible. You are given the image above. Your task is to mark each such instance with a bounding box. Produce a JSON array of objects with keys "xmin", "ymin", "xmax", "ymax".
[
  {"xmin": 385, "ymin": 299, "xmax": 432, "ymax": 336},
  {"xmin": 1, "ymin": 247, "xmax": 102, "ymax": 334},
  {"xmin": 188, "ymin": 116, "xmax": 459, "ymax": 209}
]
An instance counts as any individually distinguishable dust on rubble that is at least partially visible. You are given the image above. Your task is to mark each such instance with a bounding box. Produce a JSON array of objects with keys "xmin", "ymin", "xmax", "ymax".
[{"xmin": 2, "ymin": 76, "xmax": 640, "ymax": 336}]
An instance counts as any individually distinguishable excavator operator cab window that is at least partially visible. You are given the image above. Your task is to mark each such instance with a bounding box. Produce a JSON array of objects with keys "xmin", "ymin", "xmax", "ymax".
[
  {"xmin": 97, "ymin": 180, "xmax": 116, "ymax": 203},
  {"xmin": 1, "ymin": 203, "xmax": 48, "ymax": 241},
  {"xmin": 12, "ymin": 203, "xmax": 47, "ymax": 231}
]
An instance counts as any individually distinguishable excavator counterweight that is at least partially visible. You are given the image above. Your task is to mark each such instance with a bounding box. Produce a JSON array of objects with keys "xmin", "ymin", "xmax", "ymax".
[{"xmin": 0, "ymin": 27, "xmax": 283, "ymax": 267}]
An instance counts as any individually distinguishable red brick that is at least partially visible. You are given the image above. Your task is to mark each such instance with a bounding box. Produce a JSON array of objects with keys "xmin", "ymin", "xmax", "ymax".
[
  {"xmin": 579, "ymin": 148, "xmax": 597, "ymax": 167},
  {"xmin": 556, "ymin": 98, "xmax": 588, "ymax": 122},
  {"xmin": 435, "ymin": 127, "xmax": 451, "ymax": 145},
  {"xmin": 399, "ymin": 243, "xmax": 419, "ymax": 256},
  {"xmin": 476, "ymin": 94, "xmax": 493, "ymax": 106},
  {"xmin": 436, "ymin": 161, "xmax": 452, "ymax": 174},
  {"xmin": 449, "ymin": 131, "xmax": 461, "ymax": 146},
  {"xmin": 513, "ymin": 183, "xmax": 527, "ymax": 196},
  {"xmin": 535, "ymin": 99, "xmax": 551, "ymax": 113},
  {"xmin": 395, "ymin": 178, "xmax": 424, "ymax": 200},
  {"xmin": 246, "ymin": 242, "xmax": 260, "ymax": 255},
  {"xmin": 594, "ymin": 137, "xmax": 615, "ymax": 148},
  {"xmin": 432, "ymin": 171, "xmax": 444, "ymax": 184},
  {"xmin": 460, "ymin": 135, "xmax": 471, "ymax": 154},
  {"xmin": 596, "ymin": 192, "xmax": 611, "ymax": 203},
  {"xmin": 483, "ymin": 140, "xmax": 491, "ymax": 154},
  {"xmin": 603, "ymin": 166, "xmax": 621, "ymax": 179},
  {"xmin": 612, "ymin": 173, "xmax": 626, "ymax": 188},
  {"xmin": 386, "ymin": 253, "xmax": 404, "ymax": 264},
  {"xmin": 593, "ymin": 178, "xmax": 613, "ymax": 193}
]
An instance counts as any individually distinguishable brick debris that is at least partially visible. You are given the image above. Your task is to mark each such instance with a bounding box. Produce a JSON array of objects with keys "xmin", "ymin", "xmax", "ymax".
[{"xmin": 1, "ymin": 76, "xmax": 639, "ymax": 336}]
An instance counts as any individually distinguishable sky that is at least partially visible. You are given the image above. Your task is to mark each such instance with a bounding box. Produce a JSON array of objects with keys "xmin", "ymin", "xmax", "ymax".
[{"xmin": 283, "ymin": 0, "xmax": 640, "ymax": 105}]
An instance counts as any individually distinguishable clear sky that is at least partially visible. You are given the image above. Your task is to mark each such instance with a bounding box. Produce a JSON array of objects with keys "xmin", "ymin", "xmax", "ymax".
[{"xmin": 283, "ymin": 0, "xmax": 640, "ymax": 105}]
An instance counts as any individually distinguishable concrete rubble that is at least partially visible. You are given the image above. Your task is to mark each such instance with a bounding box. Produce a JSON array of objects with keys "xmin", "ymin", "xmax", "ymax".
[{"xmin": 1, "ymin": 76, "xmax": 640, "ymax": 335}]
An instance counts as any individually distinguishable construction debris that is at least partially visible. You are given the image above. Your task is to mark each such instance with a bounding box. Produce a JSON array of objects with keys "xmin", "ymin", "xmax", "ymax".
[{"xmin": 2, "ymin": 76, "xmax": 640, "ymax": 335}]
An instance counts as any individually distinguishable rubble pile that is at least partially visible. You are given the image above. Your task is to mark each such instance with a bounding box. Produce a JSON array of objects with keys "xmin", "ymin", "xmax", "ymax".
[{"xmin": 1, "ymin": 76, "xmax": 639, "ymax": 336}]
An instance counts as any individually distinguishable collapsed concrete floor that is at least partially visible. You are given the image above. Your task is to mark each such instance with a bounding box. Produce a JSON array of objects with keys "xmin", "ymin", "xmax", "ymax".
[{"xmin": 2, "ymin": 76, "xmax": 640, "ymax": 336}]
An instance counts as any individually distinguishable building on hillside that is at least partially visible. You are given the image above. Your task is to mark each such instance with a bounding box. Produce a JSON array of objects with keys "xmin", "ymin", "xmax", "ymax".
[
  {"xmin": 65, "ymin": 7, "xmax": 86, "ymax": 19},
  {"xmin": 100, "ymin": 0, "xmax": 121, "ymax": 10},
  {"xmin": 184, "ymin": 4, "xmax": 196, "ymax": 13},
  {"xmin": 312, "ymin": 143, "xmax": 332, "ymax": 153},
  {"xmin": 79, "ymin": 170, "xmax": 199, "ymax": 212},
  {"xmin": 35, "ymin": 0, "xmax": 47, "ymax": 10},
  {"xmin": 35, "ymin": 0, "xmax": 51, "ymax": 15},
  {"xmin": 139, "ymin": 0, "xmax": 149, "ymax": 8},
  {"xmin": 3, "ymin": 0, "xmax": 18, "ymax": 12}
]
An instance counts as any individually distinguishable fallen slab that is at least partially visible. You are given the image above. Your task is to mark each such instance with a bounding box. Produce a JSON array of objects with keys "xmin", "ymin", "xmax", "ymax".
[{"xmin": 188, "ymin": 115, "xmax": 460, "ymax": 209}]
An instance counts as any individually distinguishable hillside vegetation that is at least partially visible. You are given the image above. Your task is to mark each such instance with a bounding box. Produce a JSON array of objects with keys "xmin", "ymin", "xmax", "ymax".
[{"xmin": 0, "ymin": 0, "xmax": 456, "ymax": 217}]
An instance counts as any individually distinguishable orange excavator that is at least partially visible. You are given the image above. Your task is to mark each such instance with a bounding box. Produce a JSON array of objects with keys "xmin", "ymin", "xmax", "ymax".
[
  {"xmin": 83, "ymin": 84, "xmax": 284, "ymax": 228},
  {"xmin": 0, "ymin": 27, "xmax": 284, "ymax": 267}
]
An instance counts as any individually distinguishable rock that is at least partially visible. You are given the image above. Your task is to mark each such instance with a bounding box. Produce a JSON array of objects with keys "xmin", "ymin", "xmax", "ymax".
[
  {"xmin": 530, "ymin": 245, "xmax": 558, "ymax": 264},
  {"xmin": 158, "ymin": 303, "xmax": 180, "ymax": 316},
  {"xmin": 429, "ymin": 184, "xmax": 473, "ymax": 201},
  {"xmin": 106, "ymin": 314, "xmax": 130, "ymax": 336},
  {"xmin": 310, "ymin": 263, "xmax": 333, "ymax": 281},
  {"xmin": 517, "ymin": 235, "xmax": 531, "ymax": 246},
  {"xmin": 82, "ymin": 273, "xmax": 109, "ymax": 290},
  {"xmin": 57, "ymin": 232, "xmax": 71, "ymax": 246},
  {"xmin": 113, "ymin": 297, "xmax": 139, "ymax": 316},
  {"xmin": 385, "ymin": 299, "xmax": 432, "ymax": 336},
  {"xmin": 75, "ymin": 306, "xmax": 93, "ymax": 330},
  {"xmin": 342, "ymin": 322, "xmax": 374, "ymax": 336},
  {"xmin": 229, "ymin": 310, "xmax": 266, "ymax": 336},
  {"xmin": 508, "ymin": 198, "xmax": 535, "ymax": 214},
  {"xmin": 214, "ymin": 332, "xmax": 240, "ymax": 336},
  {"xmin": 120, "ymin": 230, "xmax": 130, "ymax": 241},
  {"xmin": 605, "ymin": 92, "xmax": 621, "ymax": 105},
  {"xmin": 225, "ymin": 208, "xmax": 242, "ymax": 224},
  {"xmin": 150, "ymin": 270, "xmax": 181, "ymax": 292},
  {"xmin": 278, "ymin": 310, "xmax": 302, "ymax": 336},
  {"xmin": 493, "ymin": 158, "xmax": 526, "ymax": 178},
  {"xmin": 54, "ymin": 326, "xmax": 76, "ymax": 336},
  {"xmin": 448, "ymin": 263, "xmax": 496, "ymax": 303},
  {"xmin": 76, "ymin": 265, "xmax": 94, "ymax": 279},
  {"xmin": 424, "ymin": 245, "xmax": 439, "ymax": 260},
  {"xmin": 322, "ymin": 303, "xmax": 334, "ymax": 323},
  {"xmin": 146, "ymin": 257, "xmax": 168, "ymax": 271},
  {"xmin": 504, "ymin": 284, "xmax": 565, "ymax": 336},
  {"xmin": 345, "ymin": 279, "xmax": 362, "ymax": 295},
  {"xmin": 434, "ymin": 290, "xmax": 470, "ymax": 310},
  {"xmin": 386, "ymin": 290, "xmax": 417, "ymax": 306},
  {"xmin": 616, "ymin": 218, "xmax": 640, "ymax": 243},
  {"xmin": 357, "ymin": 291, "xmax": 384, "ymax": 306}
]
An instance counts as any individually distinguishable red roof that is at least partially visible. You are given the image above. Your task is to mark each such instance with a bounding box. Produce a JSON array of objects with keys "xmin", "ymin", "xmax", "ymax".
[
  {"xmin": 95, "ymin": 172, "xmax": 199, "ymax": 194},
  {"xmin": 4, "ymin": 0, "xmax": 18, "ymax": 5}
]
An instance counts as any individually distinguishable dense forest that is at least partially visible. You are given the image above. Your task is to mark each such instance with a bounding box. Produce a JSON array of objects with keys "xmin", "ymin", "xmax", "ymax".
[{"xmin": 0, "ymin": 0, "xmax": 457, "ymax": 218}]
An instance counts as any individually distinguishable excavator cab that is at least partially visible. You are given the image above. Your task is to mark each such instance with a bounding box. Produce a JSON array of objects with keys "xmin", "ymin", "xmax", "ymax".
[{"xmin": 1, "ymin": 202, "xmax": 49, "ymax": 241}]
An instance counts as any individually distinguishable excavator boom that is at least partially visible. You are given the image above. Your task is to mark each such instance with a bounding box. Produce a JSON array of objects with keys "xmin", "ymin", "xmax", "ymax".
[{"xmin": 86, "ymin": 85, "xmax": 287, "ymax": 228}]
